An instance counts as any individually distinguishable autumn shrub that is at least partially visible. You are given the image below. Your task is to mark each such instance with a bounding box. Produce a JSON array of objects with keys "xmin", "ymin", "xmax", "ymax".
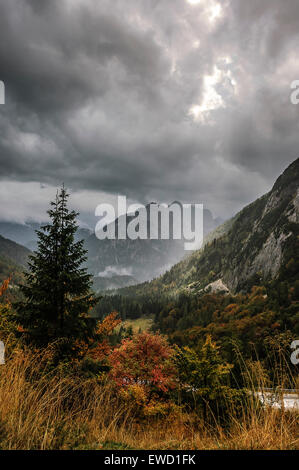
[
  {"xmin": 108, "ymin": 331, "xmax": 178, "ymax": 417},
  {"xmin": 175, "ymin": 335, "xmax": 248, "ymax": 423},
  {"xmin": 88, "ymin": 311, "xmax": 121, "ymax": 362}
]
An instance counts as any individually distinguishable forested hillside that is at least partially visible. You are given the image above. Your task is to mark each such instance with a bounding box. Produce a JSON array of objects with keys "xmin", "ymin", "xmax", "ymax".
[{"xmin": 0, "ymin": 235, "xmax": 30, "ymax": 284}]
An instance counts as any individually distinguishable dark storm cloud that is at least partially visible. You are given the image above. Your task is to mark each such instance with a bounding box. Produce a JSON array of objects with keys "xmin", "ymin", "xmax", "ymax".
[{"xmin": 0, "ymin": 0, "xmax": 299, "ymax": 221}]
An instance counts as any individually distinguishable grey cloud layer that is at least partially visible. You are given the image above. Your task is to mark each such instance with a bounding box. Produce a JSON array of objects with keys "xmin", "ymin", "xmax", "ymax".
[{"xmin": 0, "ymin": 0, "xmax": 299, "ymax": 220}]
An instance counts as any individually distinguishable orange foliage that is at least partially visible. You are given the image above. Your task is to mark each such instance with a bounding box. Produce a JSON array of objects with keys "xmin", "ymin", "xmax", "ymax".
[
  {"xmin": 109, "ymin": 331, "xmax": 176, "ymax": 393},
  {"xmin": 88, "ymin": 311, "xmax": 121, "ymax": 361},
  {"xmin": 60, "ymin": 312, "xmax": 122, "ymax": 362},
  {"xmin": 95, "ymin": 311, "xmax": 121, "ymax": 336},
  {"xmin": 0, "ymin": 277, "xmax": 11, "ymax": 297}
]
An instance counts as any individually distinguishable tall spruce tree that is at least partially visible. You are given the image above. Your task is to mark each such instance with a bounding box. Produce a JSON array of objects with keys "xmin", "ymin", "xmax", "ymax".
[{"xmin": 15, "ymin": 185, "xmax": 98, "ymax": 348}]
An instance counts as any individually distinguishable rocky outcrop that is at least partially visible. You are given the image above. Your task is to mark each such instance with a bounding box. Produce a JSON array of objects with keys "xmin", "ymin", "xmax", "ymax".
[{"xmin": 202, "ymin": 279, "xmax": 230, "ymax": 294}]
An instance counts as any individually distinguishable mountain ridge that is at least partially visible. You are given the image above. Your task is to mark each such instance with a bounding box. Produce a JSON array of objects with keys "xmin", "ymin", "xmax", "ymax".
[{"xmin": 115, "ymin": 158, "xmax": 299, "ymax": 298}]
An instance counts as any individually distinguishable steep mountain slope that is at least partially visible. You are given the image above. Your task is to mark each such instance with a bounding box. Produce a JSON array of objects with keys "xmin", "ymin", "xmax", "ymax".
[
  {"xmin": 118, "ymin": 158, "xmax": 299, "ymax": 297},
  {"xmin": 0, "ymin": 235, "xmax": 31, "ymax": 284},
  {"xmin": 0, "ymin": 235, "xmax": 31, "ymax": 267}
]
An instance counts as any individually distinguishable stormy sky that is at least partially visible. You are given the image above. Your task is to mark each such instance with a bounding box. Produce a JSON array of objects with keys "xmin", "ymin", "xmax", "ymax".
[{"xmin": 0, "ymin": 0, "xmax": 299, "ymax": 227}]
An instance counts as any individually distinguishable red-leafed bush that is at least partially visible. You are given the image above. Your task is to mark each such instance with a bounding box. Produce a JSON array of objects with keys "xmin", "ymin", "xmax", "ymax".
[{"xmin": 109, "ymin": 331, "xmax": 177, "ymax": 394}]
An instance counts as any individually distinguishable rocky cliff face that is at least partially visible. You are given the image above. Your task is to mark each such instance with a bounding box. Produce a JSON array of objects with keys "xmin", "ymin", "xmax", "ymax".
[
  {"xmin": 120, "ymin": 158, "xmax": 299, "ymax": 297},
  {"xmin": 223, "ymin": 158, "xmax": 299, "ymax": 291}
]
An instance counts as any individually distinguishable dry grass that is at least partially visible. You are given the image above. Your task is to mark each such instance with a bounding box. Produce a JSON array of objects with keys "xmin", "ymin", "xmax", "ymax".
[{"xmin": 0, "ymin": 345, "xmax": 298, "ymax": 450}]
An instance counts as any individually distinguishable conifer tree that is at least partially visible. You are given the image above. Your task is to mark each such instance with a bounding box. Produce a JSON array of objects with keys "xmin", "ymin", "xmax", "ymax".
[
  {"xmin": 15, "ymin": 185, "xmax": 98, "ymax": 348},
  {"xmin": 175, "ymin": 336, "xmax": 238, "ymax": 421}
]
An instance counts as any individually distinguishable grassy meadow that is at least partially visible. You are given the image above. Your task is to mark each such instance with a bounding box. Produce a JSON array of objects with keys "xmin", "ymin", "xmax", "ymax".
[{"xmin": 0, "ymin": 341, "xmax": 298, "ymax": 450}]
